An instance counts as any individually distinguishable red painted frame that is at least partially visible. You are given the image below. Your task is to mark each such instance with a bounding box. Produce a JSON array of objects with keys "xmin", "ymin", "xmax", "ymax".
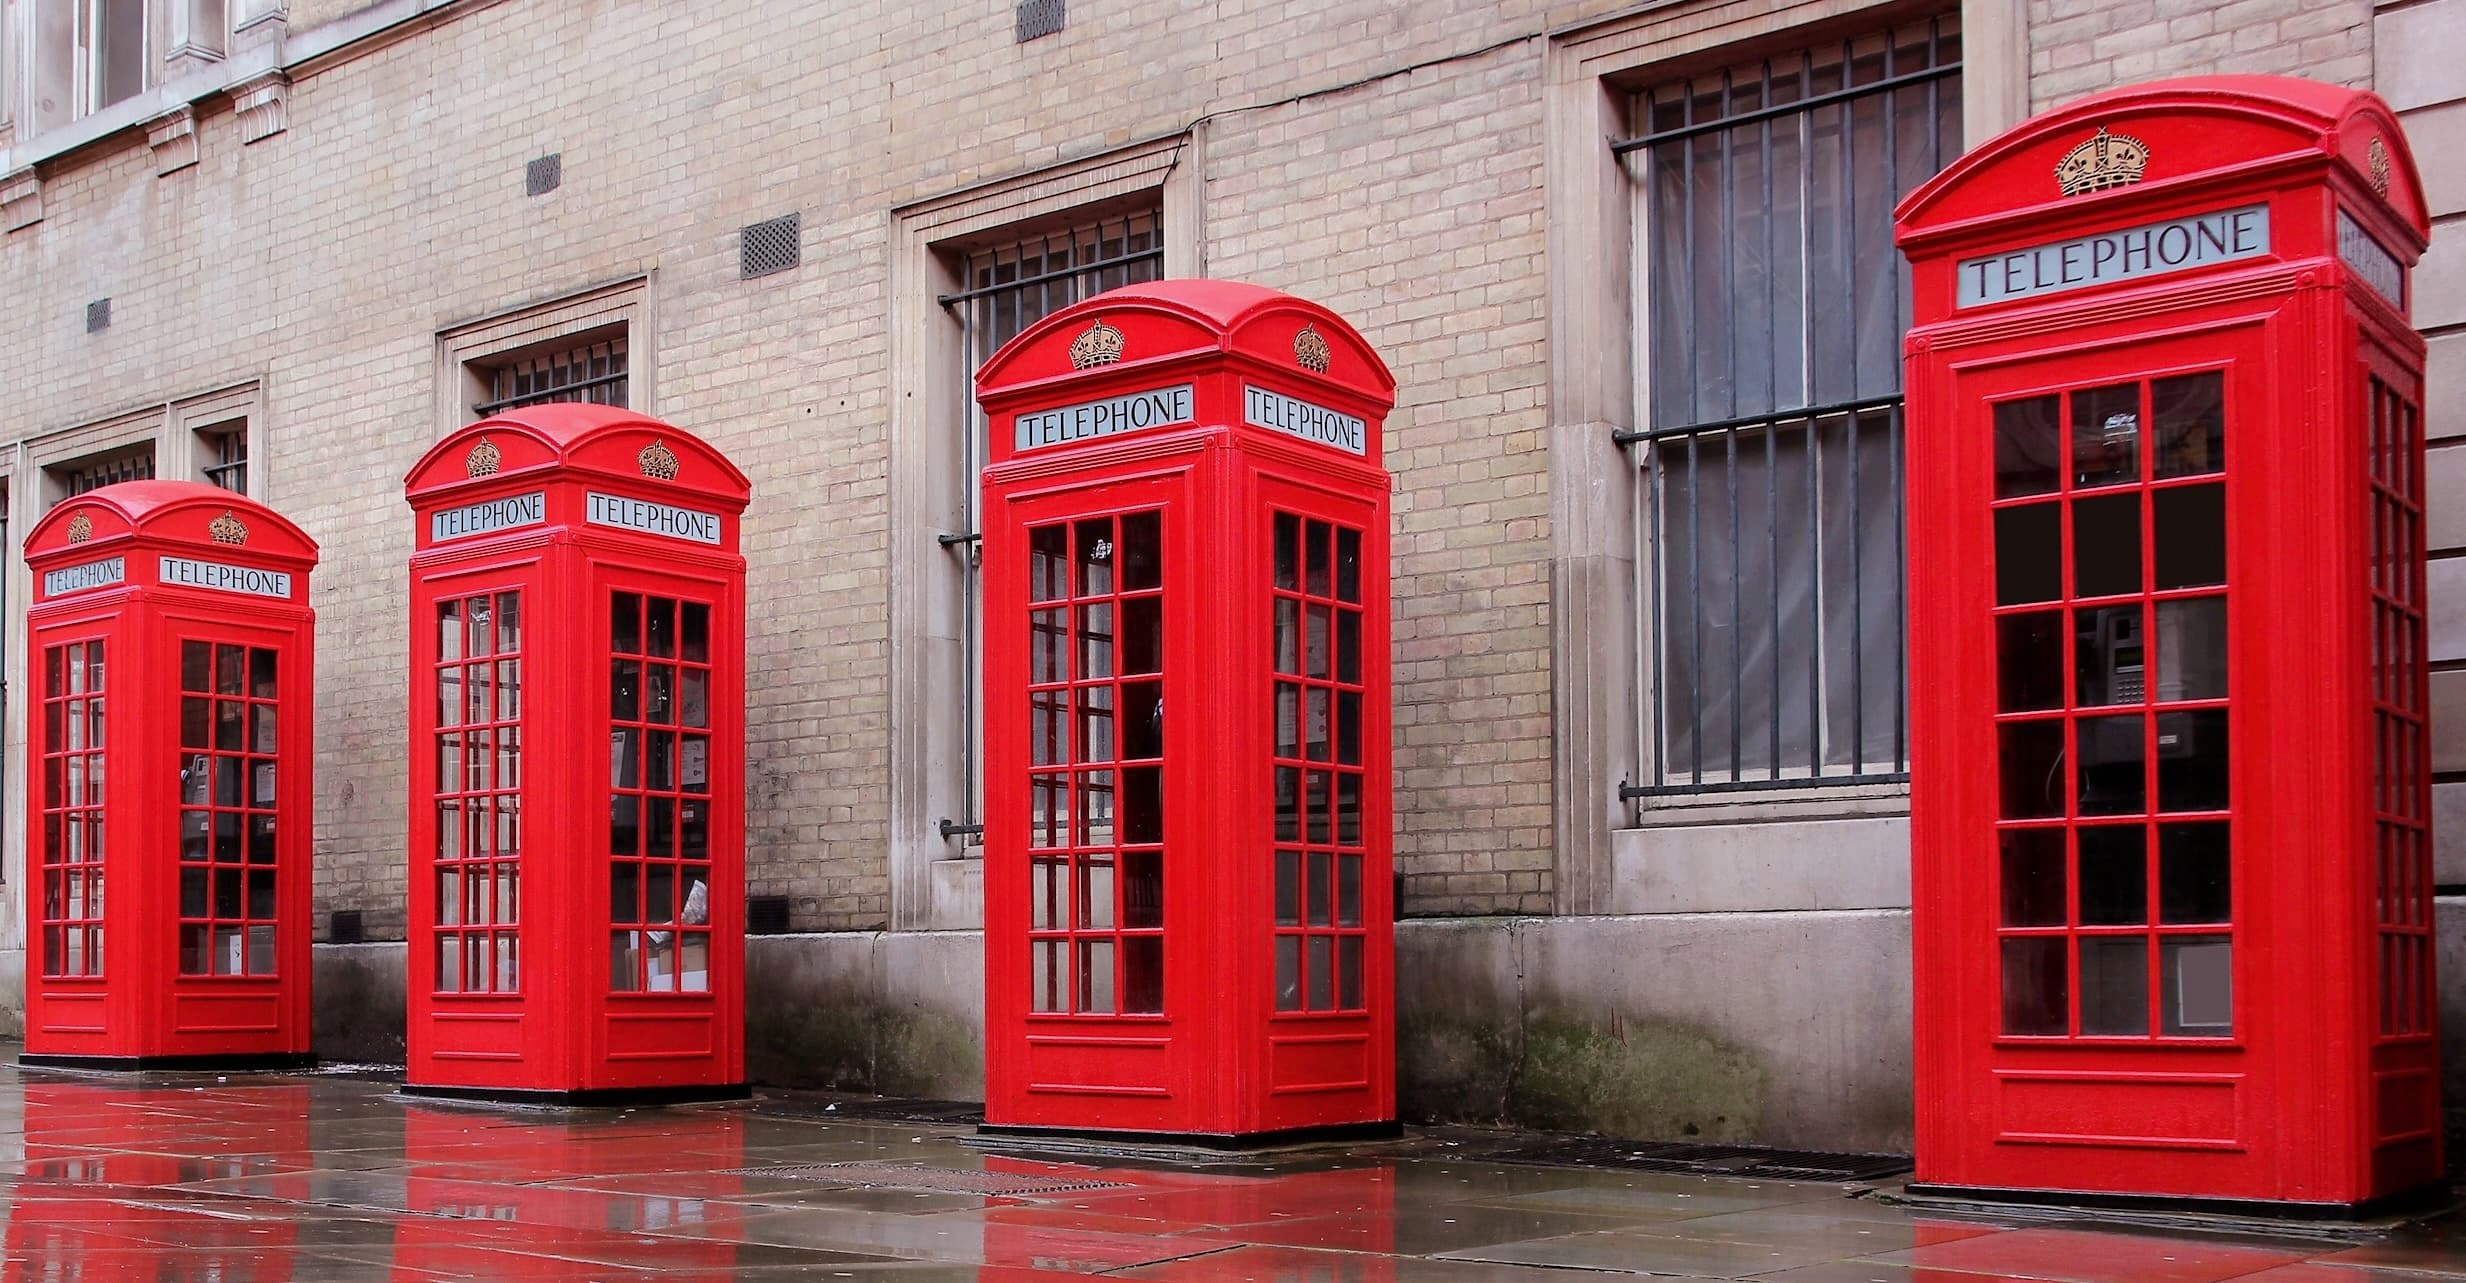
[
  {"xmin": 403, "ymin": 405, "xmax": 751, "ymax": 1101},
  {"xmin": 1898, "ymin": 76, "xmax": 2439, "ymax": 1208},
  {"xmin": 976, "ymin": 280, "xmax": 1399, "ymax": 1140},
  {"xmin": 21, "ymin": 482, "xmax": 319, "ymax": 1067}
]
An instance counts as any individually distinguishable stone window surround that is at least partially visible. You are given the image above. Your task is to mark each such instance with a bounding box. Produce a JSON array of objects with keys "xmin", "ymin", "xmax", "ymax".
[
  {"xmin": 1541, "ymin": 0, "xmax": 2026, "ymax": 913},
  {"xmin": 433, "ymin": 276, "xmax": 652, "ymax": 437},
  {"xmin": 885, "ymin": 132, "xmax": 1203, "ymax": 932},
  {"xmin": 0, "ymin": 380, "xmax": 265, "ymax": 940}
]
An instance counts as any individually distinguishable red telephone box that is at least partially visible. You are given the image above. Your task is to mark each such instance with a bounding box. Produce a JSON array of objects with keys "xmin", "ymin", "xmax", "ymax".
[
  {"xmin": 19, "ymin": 482, "xmax": 318, "ymax": 1068},
  {"xmin": 1898, "ymin": 77, "xmax": 2439, "ymax": 1211},
  {"xmin": 974, "ymin": 279, "xmax": 1398, "ymax": 1142},
  {"xmin": 402, "ymin": 404, "xmax": 750, "ymax": 1102}
]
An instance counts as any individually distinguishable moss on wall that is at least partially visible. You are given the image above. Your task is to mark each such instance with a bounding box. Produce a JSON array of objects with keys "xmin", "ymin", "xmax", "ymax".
[{"xmin": 1401, "ymin": 1002, "xmax": 1765, "ymax": 1143}]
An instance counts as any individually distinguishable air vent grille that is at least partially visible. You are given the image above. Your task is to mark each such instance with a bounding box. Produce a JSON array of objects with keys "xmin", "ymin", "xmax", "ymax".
[
  {"xmin": 86, "ymin": 299, "xmax": 110, "ymax": 332},
  {"xmin": 526, "ymin": 154, "xmax": 561, "ymax": 196},
  {"xmin": 741, "ymin": 214, "xmax": 800, "ymax": 279},
  {"xmin": 1016, "ymin": 0, "xmax": 1064, "ymax": 41}
]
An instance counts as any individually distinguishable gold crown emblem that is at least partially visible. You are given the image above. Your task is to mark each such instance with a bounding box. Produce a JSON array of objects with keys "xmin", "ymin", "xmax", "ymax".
[
  {"xmin": 1068, "ymin": 319, "xmax": 1126, "ymax": 370},
  {"xmin": 1294, "ymin": 324, "xmax": 1331, "ymax": 374},
  {"xmin": 638, "ymin": 439, "xmax": 681, "ymax": 481},
  {"xmin": 465, "ymin": 436, "xmax": 502, "ymax": 477},
  {"xmin": 2054, "ymin": 126, "xmax": 2151, "ymax": 197},
  {"xmin": 2369, "ymin": 136, "xmax": 2391, "ymax": 198},
  {"xmin": 65, "ymin": 513, "xmax": 92, "ymax": 544},
  {"xmin": 208, "ymin": 510, "xmax": 249, "ymax": 545}
]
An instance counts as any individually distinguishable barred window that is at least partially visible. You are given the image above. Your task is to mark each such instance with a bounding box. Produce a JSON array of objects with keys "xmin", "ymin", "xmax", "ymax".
[
  {"xmin": 1619, "ymin": 18, "xmax": 1959, "ymax": 794},
  {"xmin": 200, "ymin": 424, "xmax": 247, "ymax": 494},
  {"xmin": 56, "ymin": 445, "xmax": 156, "ymax": 500},
  {"xmin": 941, "ymin": 205, "xmax": 1163, "ymax": 835},
  {"xmin": 473, "ymin": 335, "xmax": 629, "ymax": 416}
]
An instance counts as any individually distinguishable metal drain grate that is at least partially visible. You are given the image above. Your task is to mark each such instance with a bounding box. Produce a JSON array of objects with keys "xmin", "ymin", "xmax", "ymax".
[
  {"xmin": 1444, "ymin": 1133, "xmax": 1912, "ymax": 1183},
  {"xmin": 727, "ymin": 1161, "xmax": 1129, "ymax": 1196}
]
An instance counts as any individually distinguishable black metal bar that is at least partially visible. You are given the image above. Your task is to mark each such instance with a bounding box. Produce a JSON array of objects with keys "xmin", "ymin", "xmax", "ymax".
[
  {"xmin": 473, "ymin": 368, "xmax": 629, "ymax": 415},
  {"xmin": 1686, "ymin": 433, "xmax": 1703, "ymax": 786},
  {"xmin": 1610, "ymin": 62, "xmax": 1957, "ymax": 153},
  {"xmin": 1622, "ymin": 771, "xmax": 1909, "ymax": 800},
  {"xmin": 939, "ymin": 820, "xmax": 985, "ymax": 840},
  {"xmin": 1613, "ymin": 396, "xmax": 1902, "ymax": 445},
  {"xmin": 938, "ymin": 532, "xmax": 982, "ymax": 547},
  {"xmin": 937, "ymin": 243, "xmax": 1161, "ymax": 308},
  {"xmin": 1891, "ymin": 402, "xmax": 1908, "ymax": 771},
  {"xmin": 1849, "ymin": 405, "xmax": 1865, "ymax": 775},
  {"xmin": 1646, "ymin": 439, "xmax": 1667, "ymax": 789}
]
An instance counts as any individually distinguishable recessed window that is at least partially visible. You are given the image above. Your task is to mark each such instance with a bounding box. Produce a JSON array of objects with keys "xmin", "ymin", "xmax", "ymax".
[
  {"xmin": 54, "ymin": 444, "xmax": 156, "ymax": 500},
  {"xmin": 473, "ymin": 333, "xmax": 629, "ymax": 416},
  {"xmin": 200, "ymin": 423, "xmax": 247, "ymax": 494}
]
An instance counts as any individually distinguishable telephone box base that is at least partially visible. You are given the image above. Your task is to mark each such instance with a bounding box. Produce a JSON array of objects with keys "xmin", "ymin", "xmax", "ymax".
[
  {"xmin": 19, "ymin": 1052, "xmax": 316, "ymax": 1072},
  {"xmin": 401, "ymin": 1081, "xmax": 751, "ymax": 1108},
  {"xmin": 976, "ymin": 1119, "xmax": 1402, "ymax": 1152},
  {"xmin": 1903, "ymin": 1182, "xmax": 2451, "ymax": 1223}
]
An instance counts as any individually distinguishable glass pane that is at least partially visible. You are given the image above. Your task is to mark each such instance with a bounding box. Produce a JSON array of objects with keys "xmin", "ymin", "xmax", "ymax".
[
  {"xmin": 1031, "ymin": 524, "xmax": 1070, "ymax": 602},
  {"xmin": 437, "ymin": 936, "xmax": 463, "ymax": 993},
  {"xmin": 1122, "ymin": 851, "xmax": 1161, "ymax": 929},
  {"xmin": 1306, "ymin": 688, "xmax": 1331, "ymax": 761},
  {"xmin": 2162, "ymin": 936, "xmax": 2233, "ymax": 1035},
  {"xmin": 1032, "ymin": 939, "xmax": 1064, "ymax": 1013},
  {"xmin": 2079, "ymin": 938, "xmax": 2149, "ymax": 1035},
  {"xmin": 1994, "ymin": 504, "xmax": 2061, "ymax": 605},
  {"xmin": 1078, "ymin": 938, "xmax": 1115, "ymax": 1014},
  {"xmin": 2073, "ymin": 606, "xmax": 2144, "ymax": 707},
  {"xmin": 1998, "ymin": 828, "xmax": 2066, "ymax": 927},
  {"xmin": 681, "ymin": 602, "xmax": 710, "ymax": 663},
  {"xmin": 1275, "ymin": 768, "xmax": 1301, "ymax": 842},
  {"xmin": 1030, "ymin": 775, "xmax": 1068, "ymax": 849},
  {"xmin": 467, "ymin": 598, "xmax": 495, "ymax": 660},
  {"xmin": 1274, "ymin": 513, "xmax": 1300, "ymax": 591},
  {"xmin": 1119, "ymin": 597, "xmax": 1163, "ymax": 675},
  {"xmin": 1079, "ymin": 604, "xmax": 1114, "ymax": 680},
  {"xmin": 1275, "ymin": 936, "xmax": 1302, "ymax": 1011},
  {"xmin": 1994, "ymin": 395, "xmax": 2061, "ymax": 498},
  {"xmin": 1306, "ymin": 606, "xmax": 1331, "ymax": 679},
  {"xmin": 247, "ymin": 868, "xmax": 275, "ymax": 918},
  {"xmin": 2077, "ymin": 825, "xmax": 2147, "ymax": 924},
  {"xmin": 1996, "ymin": 612, "xmax": 2065, "ymax": 712},
  {"xmin": 1119, "ymin": 511, "xmax": 1161, "ymax": 591},
  {"xmin": 1031, "ymin": 610, "xmax": 1068, "ymax": 685},
  {"xmin": 2152, "ymin": 372, "xmax": 2225, "ymax": 479},
  {"xmin": 2159, "ymin": 822, "xmax": 2232, "ymax": 924},
  {"xmin": 1306, "ymin": 851, "xmax": 1332, "ymax": 926},
  {"xmin": 1305, "ymin": 521, "xmax": 1332, "ymax": 597},
  {"xmin": 1337, "ymin": 854, "xmax": 1362, "ymax": 925},
  {"xmin": 250, "ymin": 649, "xmax": 277, "ymax": 699},
  {"xmin": 2153, "ymin": 484, "xmax": 2227, "ymax": 589},
  {"xmin": 1306, "ymin": 771, "xmax": 1332, "ymax": 843},
  {"xmin": 1307, "ymin": 936, "xmax": 1334, "ymax": 1009},
  {"xmin": 1076, "ymin": 685, "xmax": 1114, "ymax": 763},
  {"xmin": 1031, "ymin": 858, "xmax": 1062, "ymax": 930},
  {"xmin": 180, "ymin": 868, "xmax": 208, "ymax": 918},
  {"xmin": 1079, "ymin": 771, "xmax": 1115, "ymax": 845},
  {"xmin": 646, "ymin": 665, "xmax": 674, "ymax": 725},
  {"xmin": 611, "ymin": 795, "xmax": 640, "ymax": 857},
  {"xmin": 1338, "ymin": 936, "xmax": 1364, "ymax": 1008},
  {"xmin": 2077, "ymin": 715, "xmax": 2147, "ymax": 815},
  {"xmin": 1076, "ymin": 518, "xmax": 1115, "ymax": 597},
  {"xmin": 497, "ymin": 593, "xmax": 522, "ymax": 652},
  {"xmin": 181, "ymin": 641, "xmax": 212, "ymax": 692},
  {"xmin": 215, "ymin": 700, "xmax": 245, "ymax": 750},
  {"xmin": 182, "ymin": 697, "xmax": 212, "ymax": 749},
  {"xmin": 247, "ymin": 926, "xmax": 276, "ymax": 975},
  {"xmin": 2157, "ymin": 709, "xmax": 2229, "ymax": 812},
  {"xmin": 1275, "ymin": 600, "xmax": 1301, "ymax": 674},
  {"xmin": 611, "ymin": 593, "xmax": 641, "ymax": 654},
  {"xmin": 2070, "ymin": 383, "xmax": 2140, "ymax": 489},
  {"xmin": 680, "ymin": 668, "xmax": 709, "ymax": 728},
  {"xmin": 2073, "ymin": 493, "xmax": 2141, "ymax": 599},
  {"xmin": 1122, "ymin": 936, "xmax": 1163, "ymax": 1014},
  {"xmin": 681, "ymin": 934, "xmax": 710, "ymax": 992},
  {"xmin": 1999, "ymin": 721, "xmax": 2066, "ymax": 819},
  {"xmin": 610, "ymin": 862, "xmax": 640, "ymax": 923},
  {"xmin": 1336, "ymin": 611, "xmax": 1361, "ymax": 685},
  {"xmin": 2155, "ymin": 598, "xmax": 2227, "ymax": 703},
  {"xmin": 252, "ymin": 702, "xmax": 279, "ymax": 754},
  {"xmin": 1275, "ymin": 684, "xmax": 1300, "ymax": 759},
  {"xmin": 610, "ymin": 931, "xmax": 640, "ymax": 991},
  {"xmin": 249, "ymin": 814, "xmax": 276, "ymax": 863},
  {"xmin": 1078, "ymin": 856, "xmax": 1114, "ymax": 930},
  {"xmin": 1121, "ymin": 767, "xmax": 1162, "ymax": 844},
  {"xmin": 2001, "ymin": 936, "xmax": 2068, "ymax": 1035},
  {"xmin": 1336, "ymin": 527, "xmax": 1362, "ymax": 603},
  {"xmin": 647, "ymin": 598, "xmax": 677, "ymax": 659},
  {"xmin": 1336, "ymin": 773, "xmax": 1362, "ymax": 845},
  {"xmin": 1122, "ymin": 682, "xmax": 1162, "ymax": 760},
  {"xmin": 215, "ymin": 645, "xmax": 245, "ymax": 695}
]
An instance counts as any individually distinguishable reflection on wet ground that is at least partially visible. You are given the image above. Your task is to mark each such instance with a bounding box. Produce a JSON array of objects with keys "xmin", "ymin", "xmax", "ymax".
[{"xmin": 0, "ymin": 1061, "xmax": 2455, "ymax": 1280}]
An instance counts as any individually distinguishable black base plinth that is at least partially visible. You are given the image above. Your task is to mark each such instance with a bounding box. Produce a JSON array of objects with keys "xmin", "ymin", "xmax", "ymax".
[
  {"xmin": 18, "ymin": 1052, "xmax": 317, "ymax": 1072},
  {"xmin": 976, "ymin": 1118, "xmax": 1404, "ymax": 1151},
  {"xmin": 1903, "ymin": 1179, "xmax": 2452, "ymax": 1223},
  {"xmin": 400, "ymin": 1081, "xmax": 752, "ymax": 1107}
]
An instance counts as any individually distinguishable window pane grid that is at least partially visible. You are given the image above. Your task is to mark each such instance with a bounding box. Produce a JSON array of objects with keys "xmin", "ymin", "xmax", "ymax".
[
  {"xmin": 609, "ymin": 592, "xmax": 717, "ymax": 996},
  {"xmin": 176, "ymin": 641, "xmax": 281, "ymax": 977},
  {"xmin": 2368, "ymin": 376, "xmax": 2433, "ymax": 1039},
  {"xmin": 1990, "ymin": 372, "xmax": 2232, "ymax": 1040},
  {"xmin": 60, "ymin": 448, "xmax": 155, "ymax": 497},
  {"xmin": 1623, "ymin": 18, "xmax": 1956, "ymax": 794},
  {"xmin": 203, "ymin": 429, "xmax": 248, "ymax": 495},
  {"xmin": 1271, "ymin": 512, "xmax": 1369, "ymax": 1014},
  {"xmin": 432, "ymin": 592, "xmax": 524, "ymax": 995},
  {"xmin": 39, "ymin": 641, "xmax": 107, "ymax": 979},
  {"xmin": 955, "ymin": 208, "xmax": 1164, "ymax": 835},
  {"xmin": 1026, "ymin": 512, "xmax": 1164, "ymax": 1017}
]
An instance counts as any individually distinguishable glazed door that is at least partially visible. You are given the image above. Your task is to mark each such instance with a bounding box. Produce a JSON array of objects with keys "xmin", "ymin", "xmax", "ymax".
[
  {"xmin": 171, "ymin": 628, "xmax": 286, "ymax": 983},
  {"xmin": 32, "ymin": 628, "xmax": 113, "ymax": 995},
  {"xmin": 987, "ymin": 472, "xmax": 1187, "ymax": 1128},
  {"xmin": 1950, "ymin": 324, "xmax": 2269, "ymax": 1193},
  {"xmin": 591, "ymin": 563, "xmax": 741, "ymax": 1085},
  {"xmin": 1255, "ymin": 475, "xmax": 1391, "ymax": 1129}
]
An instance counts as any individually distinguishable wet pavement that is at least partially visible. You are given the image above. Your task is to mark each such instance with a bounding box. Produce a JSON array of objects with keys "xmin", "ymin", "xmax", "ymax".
[{"xmin": 0, "ymin": 1060, "xmax": 2457, "ymax": 1280}]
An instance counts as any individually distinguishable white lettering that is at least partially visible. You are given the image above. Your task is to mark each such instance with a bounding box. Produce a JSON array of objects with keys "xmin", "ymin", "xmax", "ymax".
[
  {"xmin": 1957, "ymin": 204, "xmax": 2273, "ymax": 308},
  {"xmin": 158, "ymin": 556, "xmax": 292, "ymax": 599},
  {"xmin": 42, "ymin": 557, "xmax": 126, "ymax": 597},
  {"xmin": 1242, "ymin": 385, "xmax": 1368, "ymax": 456},
  {"xmin": 2338, "ymin": 209, "xmax": 2406, "ymax": 305},
  {"xmin": 1012, "ymin": 384, "xmax": 1197, "ymax": 451},
  {"xmin": 585, "ymin": 492, "xmax": 723, "ymax": 545},
  {"xmin": 431, "ymin": 491, "xmax": 547, "ymax": 542}
]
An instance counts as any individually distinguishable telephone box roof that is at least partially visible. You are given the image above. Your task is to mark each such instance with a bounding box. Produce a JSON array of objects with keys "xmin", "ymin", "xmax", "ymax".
[
  {"xmin": 1897, "ymin": 75, "xmax": 2428, "ymax": 251},
  {"xmin": 407, "ymin": 403, "xmax": 752, "ymax": 505},
  {"xmin": 975, "ymin": 278, "xmax": 1398, "ymax": 406},
  {"xmin": 26, "ymin": 479, "xmax": 319, "ymax": 566}
]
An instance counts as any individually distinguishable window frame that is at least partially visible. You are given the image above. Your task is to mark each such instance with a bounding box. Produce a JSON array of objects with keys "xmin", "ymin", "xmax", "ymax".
[{"xmin": 434, "ymin": 277, "xmax": 651, "ymax": 436}]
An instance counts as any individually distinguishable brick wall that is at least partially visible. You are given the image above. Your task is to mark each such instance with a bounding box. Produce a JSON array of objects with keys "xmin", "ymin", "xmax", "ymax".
[{"xmin": 2027, "ymin": 0, "xmax": 2374, "ymax": 110}]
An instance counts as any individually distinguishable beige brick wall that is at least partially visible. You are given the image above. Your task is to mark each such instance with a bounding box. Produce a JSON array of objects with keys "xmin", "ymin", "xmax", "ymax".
[{"xmin": 2027, "ymin": 0, "xmax": 2374, "ymax": 110}]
